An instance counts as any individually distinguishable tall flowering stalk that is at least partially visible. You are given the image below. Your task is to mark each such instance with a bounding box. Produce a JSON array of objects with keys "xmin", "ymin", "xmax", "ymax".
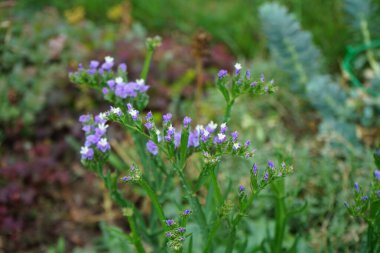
[
  {"xmin": 345, "ymin": 150, "xmax": 380, "ymax": 253},
  {"xmin": 70, "ymin": 37, "xmax": 293, "ymax": 252}
]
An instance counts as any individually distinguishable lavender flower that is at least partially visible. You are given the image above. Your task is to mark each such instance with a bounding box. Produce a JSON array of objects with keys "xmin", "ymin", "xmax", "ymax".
[
  {"xmin": 375, "ymin": 150, "xmax": 380, "ymax": 156},
  {"xmin": 95, "ymin": 113, "xmax": 107, "ymax": 124},
  {"xmin": 85, "ymin": 134, "xmax": 100, "ymax": 146},
  {"xmin": 163, "ymin": 113, "xmax": 172, "ymax": 123},
  {"xmin": 79, "ymin": 114, "xmax": 91, "ymax": 123},
  {"xmin": 174, "ymin": 131, "xmax": 182, "ymax": 148},
  {"xmin": 80, "ymin": 146, "xmax": 94, "ymax": 160},
  {"xmin": 206, "ymin": 121, "xmax": 218, "ymax": 133},
  {"xmin": 82, "ymin": 125, "xmax": 92, "ymax": 133},
  {"xmin": 127, "ymin": 103, "xmax": 139, "ymax": 120},
  {"xmin": 183, "ymin": 116, "xmax": 192, "ymax": 127},
  {"xmin": 201, "ymin": 129, "xmax": 210, "ymax": 142},
  {"xmin": 165, "ymin": 232, "xmax": 173, "ymax": 237},
  {"xmin": 250, "ymin": 81, "xmax": 258, "ymax": 87},
  {"xmin": 118, "ymin": 63, "xmax": 127, "ymax": 72},
  {"xmin": 188, "ymin": 130, "xmax": 200, "ymax": 148},
  {"xmin": 101, "ymin": 56, "xmax": 114, "ymax": 70},
  {"xmin": 361, "ymin": 195, "xmax": 368, "ymax": 201},
  {"xmin": 239, "ymin": 185, "xmax": 245, "ymax": 192},
  {"xmin": 97, "ymin": 138, "xmax": 111, "ymax": 152},
  {"xmin": 260, "ymin": 73, "xmax": 265, "ymax": 82},
  {"xmin": 234, "ymin": 63, "xmax": 242, "ymax": 75},
  {"xmin": 121, "ymin": 176, "xmax": 132, "ymax": 182},
  {"xmin": 246, "ymin": 70, "xmax": 251, "ymax": 79},
  {"xmin": 146, "ymin": 111, "xmax": 153, "ymax": 120},
  {"xmin": 220, "ymin": 123, "xmax": 228, "ymax": 133},
  {"xmin": 354, "ymin": 182, "xmax": 360, "ymax": 192},
  {"xmin": 177, "ymin": 227, "xmax": 186, "ymax": 233},
  {"xmin": 214, "ymin": 133, "xmax": 226, "ymax": 144},
  {"xmin": 264, "ymin": 171, "xmax": 269, "ymax": 181},
  {"xmin": 145, "ymin": 121, "xmax": 154, "ymax": 130},
  {"xmin": 245, "ymin": 140, "xmax": 251, "ymax": 146},
  {"xmin": 233, "ymin": 143, "xmax": 241, "ymax": 150},
  {"xmin": 146, "ymin": 140, "xmax": 158, "ymax": 155},
  {"xmin": 375, "ymin": 170, "xmax": 380, "ymax": 180},
  {"xmin": 218, "ymin": 69, "xmax": 228, "ymax": 79},
  {"xmin": 252, "ymin": 163, "xmax": 258, "ymax": 176},
  {"xmin": 231, "ymin": 131, "xmax": 239, "ymax": 141},
  {"xmin": 165, "ymin": 219, "xmax": 175, "ymax": 226},
  {"xmin": 183, "ymin": 209, "xmax": 191, "ymax": 215},
  {"xmin": 89, "ymin": 60, "xmax": 99, "ymax": 69},
  {"xmin": 95, "ymin": 123, "xmax": 109, "ymax": 136},
  {"xmin": 110, "ymin": 106, "xmax": 122, "ymax": 116},
  {"xmin": 107, "ymin": 80, "xmax": 115, "ymax": 89},
  {"xmin": 102, "ymin": 87, "xmax": 109, "ymax": 94},
  {"xmin": 268, "ymin": 160, "xmax": 275, "ymax": 169}
]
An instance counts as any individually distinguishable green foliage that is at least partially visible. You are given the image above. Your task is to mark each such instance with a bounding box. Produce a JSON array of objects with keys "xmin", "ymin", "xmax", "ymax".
[{"xmin": 259, "ymin": 3, "xmax": 321, "ymax": 91}]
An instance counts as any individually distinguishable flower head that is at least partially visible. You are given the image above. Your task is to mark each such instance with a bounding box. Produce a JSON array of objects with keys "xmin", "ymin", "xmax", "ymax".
[
  {"xmin": 165, "ymin": 219, "xmax": 175, "ymax": 226},
  {"xmin": 80, "ymin": 146, "xmax": 94, "ymax": 160},
  {"xmin": 183, "ymin": 209, "xmax": 191, "ymax": 215},
  {"xmin": 246, "ymin": 70, "xmax": 251, "ymax": 79},
  {"xmin": 231, "ymin": 131, "xmax": 239, "ymax": 141},
  {"xmin": 146, "ymin": 140, "xmax": 158, "ymax": 155},
  {"xmin": 118, "ymin": 63, "xmax": 127, "ymax": 72},
  {"xmin": 220, "ymin": 123, "xmax": 228, "ymax": 133},
  {"xmin": 163, "ymin": 113, "xmax": 172, "ymax": 123},
  {"xmin": 218, "ymin": 69, "xmax": 228, "ymax": 79},
  {"xmin": 354, "ymin": 182, "xmax": 360, "ymax": 192},
  {"xmin": 374, "ymin": 170, "xmax": 380, "ymax": 180},
  {"xmin": 264, "ymin": 171, "xmax": 269, "ymax": 181},
  {"xmin": 234, "ymin": 63, "xmax": 242, "ymax": 74},
  {"xmin": 250, "ymin": 81, "xmax": 258, "ymax": 87},
  {"xmin": 233, "ymin": 143, "xmax": 241, "ymax": 150},
  {"xmin": 239, "ymin": 185, "xmax": 245, "ymax": 192},
  {"xmin": 97, "ymin": 138, "xmax": 111, "ymax": 152},
  {"xmin": 252, "ymin": 163, "xmax": 258, "ymax": 176},
  {"xmin": 183, "ymin": 116, "xmax": 192, "ymax": 127},
  {"xmin": 268, "ymin": 160, "xmax": 275, "ymax": 169}
]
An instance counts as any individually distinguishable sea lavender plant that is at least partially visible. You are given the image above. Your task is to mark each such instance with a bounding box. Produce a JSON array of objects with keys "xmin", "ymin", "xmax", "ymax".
[
  {"xmin": 345, "ymin": 150, "xmax": 380, "ymax": 253},
  {"xmin": 70, "ymin": 37, "xmax": 293, "ymax": 252}
]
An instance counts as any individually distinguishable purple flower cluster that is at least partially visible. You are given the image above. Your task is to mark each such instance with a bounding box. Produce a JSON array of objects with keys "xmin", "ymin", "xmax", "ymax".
[
  {"xmin": 78, "ymin": 107, "xmax": 122, "ymax": 160},
  {"xmin": 72, "ymin": 57, "xmax": 149, "ymax": 100}
]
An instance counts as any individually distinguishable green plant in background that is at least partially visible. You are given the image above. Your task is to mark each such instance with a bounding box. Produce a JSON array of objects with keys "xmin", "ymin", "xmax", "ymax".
[
  {"xmin": 0, "ymin": 8, "xmax": 123, "ymax": 132},
  {"xmin": 345, "ymin": 150, "xmax": 380, "ymax": 253},
  {"xmin": 259, "ymin": 2, "xmax": 380, "ymax": 151},
  {"xmin": 69, "ymin": 37, "xmax": 298, "ymax": 252}
]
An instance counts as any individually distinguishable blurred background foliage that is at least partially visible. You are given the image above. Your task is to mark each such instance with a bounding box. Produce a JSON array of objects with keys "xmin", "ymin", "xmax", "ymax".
[{"xmin": 1, "ymin": 0, "xmax": 380, "ymax": 252}]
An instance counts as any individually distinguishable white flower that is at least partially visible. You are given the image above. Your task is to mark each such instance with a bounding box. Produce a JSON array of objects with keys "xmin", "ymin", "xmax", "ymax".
[
  {"xmin": 115, "ymin": 77, "xmax": 123, "ymax": 84},
  {"xmin": 98, "ymin": 123, "xmax": 109, "ymax": 131},
  {"xmin": 168, "ymin": 125, "xmax": 175, "ymax": 132},
  {"xmin": 203, "ymin": 129, "xmax": 210, "ymax": 137},
  {"xmin": 80, "ymin": 146, "xmax": 89, "ymax": 155},
  {"xmin": 129, "ymin": 109, "xmax": 138, "ymax": 118},
  {"xmin": 234, "ymin": 63, "xmax": 242, "ymax": 70},
  {"xmin": 217, "ymin": 133, "xmax": 226, "ymax": 141},
  {"xmin": 98, "ymin": 112, "xmax": 107, "ymax": 120},
  {"xmin": 110, "ymin": 106, "xmax": 122, "ymax": 115},
  {"xmin": 105, "ymin": 56, "xmax": 114, "ymax": 63},
  {"xmin": 221, "ymin": 123, "xmax": 227, "ymax": 129},
  {"xmin": 136, "ymin": 79, "xmax": 145, "ymax": 85},
  {"xmin": 195, "ymin": 125, "xmax": 204, "ymax": 133},
  {"xmin": 233, "ymin": 143, "xmax": 241, "ymax": 150},
  {"xmin": 98, "ymin": 138, "xmax": 108, "ymax": 146},
  {"xmin": 207, "ymin": 121, "xmax": 217, "ymax": 131}
]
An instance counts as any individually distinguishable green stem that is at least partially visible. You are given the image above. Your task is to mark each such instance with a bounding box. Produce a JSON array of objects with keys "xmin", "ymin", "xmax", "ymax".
[
  {"xmin": 202, "ymin": 218, "xmax": 222, "ymax": 253},
  {"xmin": 210, "ymin": 167, "xmax": 223, "ymax": 205},
  {"xmin": 271, "ymin": 180, "xmax": 287, "ymax": 253},
  {"xmin": 176, "ymin": 164, "xmax": 209, "ymax": 237},
  {"xmin": 139, "ymin": 178, "xmax": 166, "ymax": 228},
  {"xmin": 225, "ymin": 193, "xmax": 256, "ymax": 253},
  {"xmin": 128, "ymin": 214, "xmax": 147, "ymax": 253},
  {"xmin": 361, "ymin": 20, "xmax": 380, "ymax": 75},
  {"xmin": 141, "ymin": 49, "xmax": 154, "ymax": 80},
  {"xmin": 224, "ymin": 99, "xmax": 235, "ymax": 123}
]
